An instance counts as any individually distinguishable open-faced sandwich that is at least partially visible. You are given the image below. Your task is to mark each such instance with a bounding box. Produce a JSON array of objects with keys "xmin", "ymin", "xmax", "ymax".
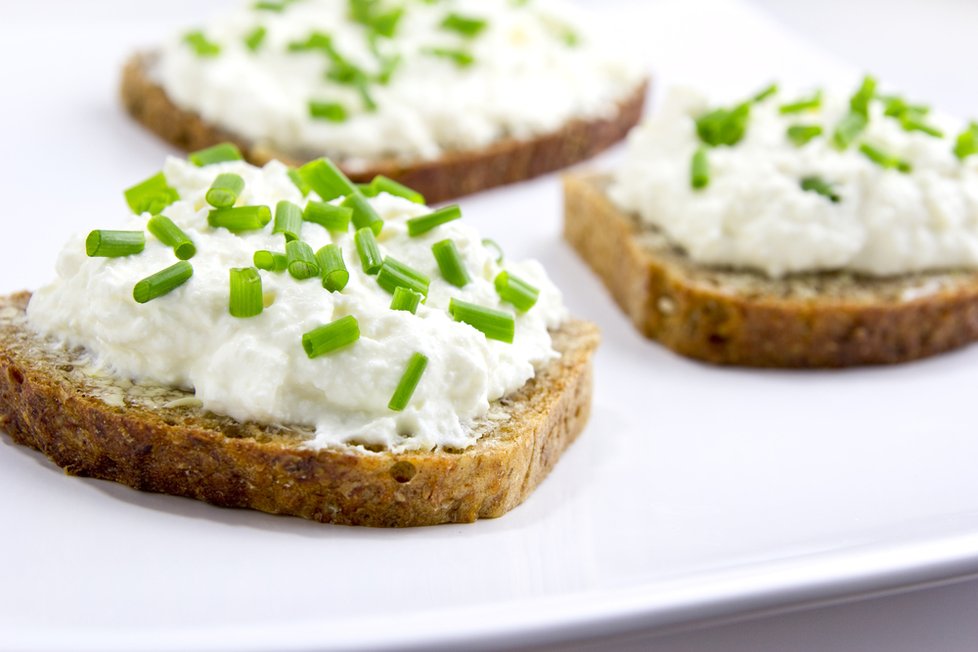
[
  {"xmin": 0, "ymin": 145, "xmax": 598, "ymax": 526},
  {"xmin": 122, "ymin": 0, "xmax": 649, "ymax": 203},
  {"xmin": 565, "ymin": 78, "xmax": 978, "ymax": 367}
]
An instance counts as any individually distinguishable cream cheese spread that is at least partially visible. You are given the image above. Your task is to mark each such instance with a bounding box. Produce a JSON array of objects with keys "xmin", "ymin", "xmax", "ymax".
[
  {"xmin": 27, "ymin": 157, "xmax": 567, "ymax": 453},
  {"xmin": 155, "ymin": 0, "xmax": 645, "ymax": 167},
  {"xmin": 610, "ymin": 84, "xmax": 978, "ymax": 278}
]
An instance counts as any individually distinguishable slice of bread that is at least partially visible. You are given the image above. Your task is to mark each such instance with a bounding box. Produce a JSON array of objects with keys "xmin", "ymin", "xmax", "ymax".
[
  {"xmin": 564, "ymin": 173, "xmax": 978, "ymax": 368},
  {"xmin": 121, "ymin": 53, "xmax": 648, "ymax": 204},
  {"xmin": 0, "ymin": 292, "xmax": 599, "ymax": 527}
]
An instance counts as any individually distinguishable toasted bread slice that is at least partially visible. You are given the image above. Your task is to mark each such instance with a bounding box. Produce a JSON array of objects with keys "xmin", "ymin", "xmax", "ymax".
[
  {"xmin": 0, "ymin": 293, "xmax": 599, "ymax": 527},
  {"xmin": 120, "ymin": 53, "xmax": 648, "ymax": 205},
  {"xmin": 564, "ymin": 173, "xmax": 978, "ymax": 368}
]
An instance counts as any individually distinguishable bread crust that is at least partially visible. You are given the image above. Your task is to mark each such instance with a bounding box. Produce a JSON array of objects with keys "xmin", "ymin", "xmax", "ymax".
[
  {"xmin": 0, "ymin": 293, "xmax": 598, "ymax": 526},
  {"xmin": 120, "ymin": 52, "xmax": 648, "ymax": 204},
  {"xmin": 563, "ymin": 173, "xmax": 978, "ymax": 367}
]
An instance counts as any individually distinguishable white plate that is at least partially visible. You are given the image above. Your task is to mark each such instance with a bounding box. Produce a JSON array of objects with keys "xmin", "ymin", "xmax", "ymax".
[{"xmin": 4, "ymin": 1, "xmax": 978, "ymax": 651}]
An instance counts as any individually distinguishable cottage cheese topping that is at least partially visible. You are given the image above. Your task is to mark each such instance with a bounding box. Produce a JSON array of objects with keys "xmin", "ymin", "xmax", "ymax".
[
  {"xmin": 611, "ymin": 85, "xmax": 978, "ymax": 278},
  {"xmin": 27, "ymin": 158, "xmax": 566, "ymax": 452},
  {"xmin": 155, "ymin": 0, "xmax": 644, "ymax": 167}
]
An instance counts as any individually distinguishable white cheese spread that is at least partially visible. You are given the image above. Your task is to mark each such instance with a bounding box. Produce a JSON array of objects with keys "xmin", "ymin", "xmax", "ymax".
[
  {"xmin": 27, "ymin": 157, "xmax": 567, "ymax": 453},
  {"xmin": 155, "ymin": 0, "xmax": 645, "ymax": 167},
  {"xmin": 611, "ymin": 84, "xmax": 978, "ymax": 278}
]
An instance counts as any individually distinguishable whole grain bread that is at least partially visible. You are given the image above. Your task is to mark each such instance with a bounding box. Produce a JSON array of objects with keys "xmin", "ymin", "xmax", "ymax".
[
  {"xmin": 564, "ymin": 173, "xmax": 978, "ymax": 368},
  {"xmin": 120, "ymin": 53, "xmax": 649, "ymax": 205},
  {"xmin": 0, "ymin": 292, "xmax": 599, "ymax": 526}
]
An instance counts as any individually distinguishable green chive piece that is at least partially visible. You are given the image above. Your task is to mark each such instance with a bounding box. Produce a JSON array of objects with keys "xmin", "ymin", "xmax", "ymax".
[
  {"xmin": 859, "ymin": 143, "xmax": 913, "ymax": 173},
  {"xmin": 407, "ymin": 205, "xmax": 462, "ymax": 237},
  {"xmin": 147, "ymin": 215, "xmax": 196, "ymax": 260},
  {"xmin": 254, "ymin": 0, "xmax": 291, "ymax": 11},
  {"xmin": 254, "ymin": 250, "xmax": 288, "ymax": 272},
  {"xmin": 286, "ymin": 240, "xmax": 320, "ymax": 280},
  {"xmin": 183, "ymin": 30, "xmax": 221, "ymax": 57},
  {"xmin": 696, "ymin": 102, "xmax": 751, "ymax": 147},
  {"xmin": 690, "ymin": 146, "xmax": 710, "ymax": 190},
  {"xmin": 900, "ymin": 115, "xmax": 944, "ymax": 138},
  {"xmin": 432, "ymin": 239, "xmax": 470, "ymax": 288},
  {"xmin": 272, "ymin": 200, "xmax": 304, "ymax": 241},
  {"xmin": 800, "ymin": 176, "xmax": 841, "ymax": 203},
  {"xmin": 357, "ymin": 183, "xmax": 377, "ymax": 197},
  {"xmin": 298, "ymin": 158, "xmax": 356, "ymax": 201},
  {"xmin": 208, "ymin": 205, "xmax": 272, "ymax": 232},
  {"xmin": 440, "ymin": 13, "xmax": 488, "ymax": 38},
  {"xmin": 309, "ymin": 101, "xmax": 348, "ymax": 122},
  {"xmin": 377, "ymin": 258, "xmax": 430, "ymax": 297},
  {"xmin": 124, "ymin": 172, "xmax": 180, "ymax": 215},
  {"xmin": 422, "ymin": 47, "xmax": 475, "ymax": 67},
  {"xmin": 229, "ymin": 267, "xmax": 263, "ymax": 318},
  {"xmin": 954, "ymin": 122, "xmax": 978, "ymax": 161},
  {"xmin": 752, "ymin": 83, "xmax": 778, "ymax": 103},
  {"xmin": 850, "ymin": 75, "xmax": 878, "ymax": 118},
  {"xmin": 448, "ymin": 298, "xmax": 515, "ymax": 343},
  {"xmin": 287, "ymin": 31, "xmax": 333, "ymax": 53},
  {"xmin": 133, "ymin": 261, "xmax": 193, "ymax": 304},
  {"xmin": 494, "ymin": 271, "xmax": 539, "ymax": 312},
  {"xmin": 315, "ymin": 244, "xmax": 349, "ymax": 292},
  {"xmin": 85, "ymin": 230, "xmax": 145, "ymax": 258},
  {"xmin": 832, "ymin": 111, "xmax": 868, "ymax": 150},
  {"xmin": 206, "ymin": 173, "xmax": 245, "ymax": 208},
  {"xmin": 369, "ymin": 175, "xmax": 425, "ymax": 204},
  {"xmin": 390, "ymin": 286, "xmax": 423, "ymax": 314},
  {"xmin": 304, "ymin": 201, "xmax": 353, "ymax": 232},
  {"xmin": 302, "ymin": 315, "xmax": 360, "ymax": 358},
  {"xmin": 350, "ymin": 0, "xmax": 404, "ymax": 37},
  {"xmin": 288, "ymin": 169, "xmax": 311, "ymax": 197},
  {"xmin": 786, "ymin": 124, "xmax": 823, "ymax": 147},
  {"xmin": 388, "ymin": 352, "xmax": 428, "ymax": 412},
  {"xmin": 376, "ymin": 53, "xmax": 402, "ymax": 84},
  {"xmin": 244, "ymin": 26, "xmax": 267, "ymax": 52},
  {"xmin": 189, "ymin": 143, "xmax": 243, "ymax": 166},
  {"xmin": 341, "ymin": 192, "xmax": 384, "ymax": 235},
  {"xmin": 779, "ymin": 90, "xmax": 822, "ymax": 114},
  {"xmin": 355, "ymin": 227, "xmax": 383, "ymax": 275},
  {"xmin": 482, "ymin": 238, "xmax": 504, "ymax": 263}
]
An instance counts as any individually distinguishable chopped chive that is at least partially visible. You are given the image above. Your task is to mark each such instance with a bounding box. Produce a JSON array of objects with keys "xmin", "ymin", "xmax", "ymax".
[
  {"xmin": 315, "ymin": 244, "xmax": 349, "ymax": 292},
  {"xmin": 786, "ymin": 124, "xmax": 823, "ymax": 147},
  {"xmin": 309, "ymin": 101, "xmax": 348, "ymax": 122},
  {"xmin": 377, "ymin": 258, "xmax": 430, "ymax": 297},
  {"xmin": 883, "ymin": 96, "xmax": 930, "ymax": 119},
  {"xmin": 124, "ymin": 172, "xmax": 180, "ymax": 215},
  {"xmin": 357, "ymin": 183, "xmax": 376, "ymax": 196},
  {"xmin": 800, "ymin": 176, "xmax": 841, "ymax": 203},
  {"xmin": 206, "ymin": 172, "xmax": 245, "ymax": 208},
  {"xmin": 849, "ymin": 75, "xmax": 877, "ymax": 118},
  {"xmin": 407, "ymin": 204, "xmax": 462, "ymax": 237},
  {"xmin": 288, "ymin": 168, "xmax": 311, "ymax": 197},
  {"xmin": 695, "ymin": 102, "xmax": 751, "ymax": 147},
  {"xmin": 494, "ymin": 271, "xmax": 539, "ymax": 312},
  {"xmin": 482, "ymin": 238, "xmax": 504, "ymax": 263},
  {"xmin": 832, "ymin": 111, "xmax": 867, "ymax": 150},
  {"xmin": 350, "ymin": 0, "xmax": 404, "ymax": 37},
  {"xmin": 298, "ymin": 158, "xmax": 356, "ymax": 201},
  {"xmin": 229, "ymin": 267, "xmax": 263, "ymax": 318},
  {"xmin": 422, "ymin": 47, "xmax": 475, "ymax": 67},
  {"xmin": 376, "ymin": 53, "xmax": 402, "ymax": 84},
  {"xmin": 183, "ymin": 30, "xmax": 221, "ymax": 57},
  {"xmin": 133, "ymin": 261, "xmax": 193, "ymax": 304},
  {"xmin": 440, "ymin": 13, "xmax": 488, "ymax": 37},
  {"xmin": 432, "ymin": 239, "xmax": 470, "ymax": 288},
  {"xmin": 370, "ymin": 8, "xmax": 405, "ymax": 37},
  {"xmin": 273, "ymin": 200, "xmax": 304, "ymax": 241},
  {"xmin": 85, "ymin": 230, "xmax": 145, "ymax": 258},
  {"xmin": 954, "ymin": 122, "xmax": 978, "ymax": 161},
  {"xmin": 355, "ymin": 227, "xmax": 383, "ymax": 275},
  {"xmin": 208, "ymin": 205, "xmax": 272, "ymax": 232},
  {"xmin": 448, "ymin": 299, "xmax": 515, "ymax": 343},
  {"xmin": 779, "ymin": 90, "xmax": 822, "ymax": 114},
  {"xmin": 752, "ymin": 83, "xmax": 778, "ymax": 103},
  {"xmin": 147, "ymin": 215, "xmax": 196, "ymax": 260},
  {"xmin": 690, "ymin": 147, "xmax": 709, "ymax": 190},
  {"xmin": 302, "ymin": 315, "xmax": 360, "ymax": 358},
  {"xmin": 244, "ymin": 26, "xmax": 267, "ymax": 51},
  {"xmin": 189, "ymin": 143, "xmax": 243, "ymax": 166},
  {"xmin": 859, "ymin": 143, "xmax": 912, "ymax": 173},
  {"xmin": 287, "ymin": 31, "xmax": 332, "ymax": 53},
  {"xmin": 286, "ymin": 240, "xmax": 319, "ymax": 279},
  {"xmin": 388, "ymin": 352, "xmax": 428, "ymax": 411},
  {"xmin": 900, "ymin": 115, "xmax": 944, "ymax": 138},
  {"xmin": 304, "ymin": 201, "xmax": 353, "ymax": 232},
  {"xmin": 341, "ymin": 192, "xmax": 384, "ymax": 235},
  {"xmin": 254, "ymin": 250, "xmax": 288, "ymax": 272},
  {"xmin": 368, "ymin": 175, "xmax": 425, "ymax": 204},
  {"xmin": 254, "ymin": 0, "xmax": 292, "ymax": 11},
  {"xmin": 390, "ymin": 286, "xmax": 423, "ymax": 314}
]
